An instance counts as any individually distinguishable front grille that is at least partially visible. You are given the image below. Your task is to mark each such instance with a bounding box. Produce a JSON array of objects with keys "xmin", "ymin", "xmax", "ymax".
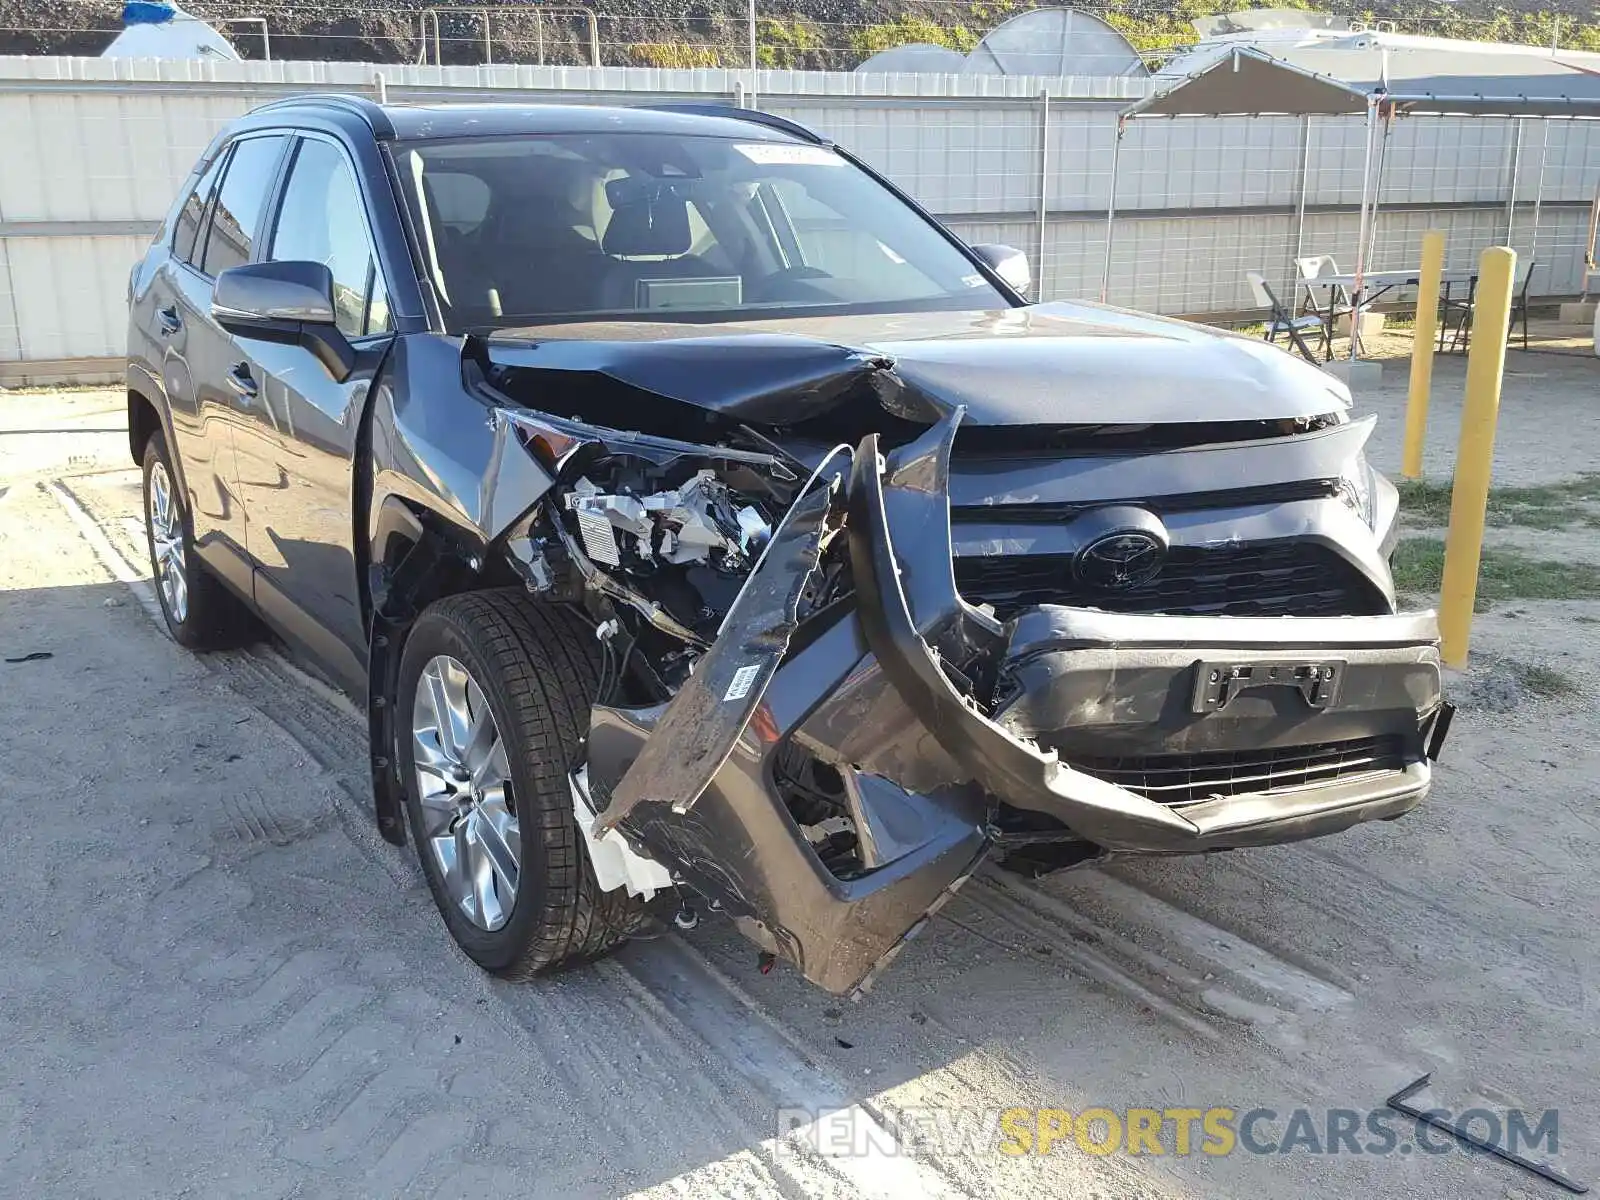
[
  {"xmin": 950, "ymin": 478, "xmax": 1341, "ymax": 525},
  {"xmin": 1071, "ymin": 736, "xmax": 1410, "ymax": 808},
  {"xmin": 950, "ymin": 418, "xmax": 1340, "ymax": 457},
  {"xmin": 952, "ymin": 540, "xmax": 1386, "ymax": 619}
]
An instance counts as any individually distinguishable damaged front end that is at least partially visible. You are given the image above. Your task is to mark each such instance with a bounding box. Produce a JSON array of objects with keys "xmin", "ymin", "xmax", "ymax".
[{"xmin": 470, "ymin": 325, "xmax": 1445, "ymax": 997}]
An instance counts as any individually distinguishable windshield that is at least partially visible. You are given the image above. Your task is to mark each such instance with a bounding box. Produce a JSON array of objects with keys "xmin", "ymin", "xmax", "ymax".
[{"xmin": 393, "ymin": 132, "xmax": 1009, "ymax": 331}]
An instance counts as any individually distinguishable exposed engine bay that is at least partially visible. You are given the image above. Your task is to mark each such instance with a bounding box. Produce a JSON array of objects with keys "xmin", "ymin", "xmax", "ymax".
[
  {"xmin": 564, "ymin": 469, "xmax": 775, "ymax": 635},
  {"xmin": 569, "ymin": 470, "xmax": 771, "ymax": 571}
]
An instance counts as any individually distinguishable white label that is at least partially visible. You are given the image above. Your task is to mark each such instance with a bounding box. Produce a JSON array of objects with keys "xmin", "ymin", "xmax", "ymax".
[
  {"xmin": 723, "ymin": 663, "xmax": 763, "ymax": 702},
  {"xmin": 733, "ymin": 143, "xmax": 845, "ymax": 167}
]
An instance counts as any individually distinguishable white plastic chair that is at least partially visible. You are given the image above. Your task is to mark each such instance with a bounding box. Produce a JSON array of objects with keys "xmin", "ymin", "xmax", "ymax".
[
  {"xmin": 1295, "ymin": 255, "xmax": 1352, "ymax": 351},
  {"xmin": 1247, "ymin": 271, "xmax": 1326, "ymax": 362}
]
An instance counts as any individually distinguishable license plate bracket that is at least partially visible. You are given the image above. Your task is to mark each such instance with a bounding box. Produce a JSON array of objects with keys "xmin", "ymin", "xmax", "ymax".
[{"xmin": 1192, "ymin": 658, "xmax": 1346, "ymax": 713}]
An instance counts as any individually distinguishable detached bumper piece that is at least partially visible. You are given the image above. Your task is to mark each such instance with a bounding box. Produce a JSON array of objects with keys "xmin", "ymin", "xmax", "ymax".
[{"xmin": 586, "ymin": 412, "xmax": 1444, "ymax": 994}]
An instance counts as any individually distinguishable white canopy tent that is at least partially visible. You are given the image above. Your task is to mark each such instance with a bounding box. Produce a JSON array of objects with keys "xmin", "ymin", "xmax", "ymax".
[{"xmin": 1111, "ymin": 43, "xmax": 1600, "ymax": 354}]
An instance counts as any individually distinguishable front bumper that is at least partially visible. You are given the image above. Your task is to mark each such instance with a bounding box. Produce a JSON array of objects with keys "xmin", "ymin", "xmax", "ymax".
[
  {"xmin": 982, "ymin": 606, "xmax": 1439, "ymax": 850},
  {"xmin": 586, "ymin": 413, "xmax": 1444, "ymax": 993}
]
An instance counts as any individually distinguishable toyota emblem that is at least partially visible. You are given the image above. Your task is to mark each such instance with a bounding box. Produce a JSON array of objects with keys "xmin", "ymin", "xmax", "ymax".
[{"xmin": 1075, "ymin": 530, "xmax": 1166, "ymax": 591}]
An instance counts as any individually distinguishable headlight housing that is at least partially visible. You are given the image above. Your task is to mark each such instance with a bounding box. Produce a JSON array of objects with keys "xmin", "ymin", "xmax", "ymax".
[{"xmin": 1337, "ymin": 455, "xmax": 1377, "ymax": 529}]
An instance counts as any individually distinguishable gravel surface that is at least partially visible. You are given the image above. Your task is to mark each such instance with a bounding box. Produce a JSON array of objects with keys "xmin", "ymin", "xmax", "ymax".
[
  {"xmin": 1359, "ymin": 333, "xmax": 1600, "ymax": 488},
  {"xmin": 1, "ymin": 382, "xmax": 1597, "ymax": 1197}
]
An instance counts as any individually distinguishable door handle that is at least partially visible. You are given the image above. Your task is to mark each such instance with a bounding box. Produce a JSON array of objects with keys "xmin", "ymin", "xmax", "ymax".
[
  {"xmin": 157, "ymin": 305, "xmax": 182, "ymax": 336},
  {"xmin": 225, "ymin": 362, "xmax": 259, "ymax": 401}
]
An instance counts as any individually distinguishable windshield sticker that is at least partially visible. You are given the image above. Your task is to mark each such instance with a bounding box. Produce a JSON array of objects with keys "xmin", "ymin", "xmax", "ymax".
[
  {"xmin": 962, "ymin": 273, "xmax": 986, "ymax": 287},
  {"xmin": 733, "ymin": 143, "xmax": 845, "ymax": 167}
]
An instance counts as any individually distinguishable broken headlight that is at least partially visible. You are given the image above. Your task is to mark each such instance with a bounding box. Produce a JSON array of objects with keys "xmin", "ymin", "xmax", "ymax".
[
  {"xmin": 566, "ymin": 469, "xmax": 771, "ymax": 571},
  {"xmin": 1337, "ymin": 455, "xmax": 1377, "ymax": 529}
]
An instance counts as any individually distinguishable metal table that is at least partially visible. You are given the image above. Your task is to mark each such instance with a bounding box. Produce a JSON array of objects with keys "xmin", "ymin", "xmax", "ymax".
[{"xmin": 1315, "ymin": 268, "xmax": 1479, "ymax": 354}]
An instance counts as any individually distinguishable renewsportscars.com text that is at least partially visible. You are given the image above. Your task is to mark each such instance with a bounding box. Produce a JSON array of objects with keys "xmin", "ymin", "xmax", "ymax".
[{"xmin": 775, "ymin": 1104, "xmax": 1560, "ymax": 1160}]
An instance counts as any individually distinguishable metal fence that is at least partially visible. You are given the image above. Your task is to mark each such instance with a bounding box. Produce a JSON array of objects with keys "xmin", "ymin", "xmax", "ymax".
[
  {"xmin": 0, "ymin": 56, "xmax": 1593, "ymax": 382},
  {"xmin": 1109, "ymin": 110, "xmax": 1600, "ymax": 318}
]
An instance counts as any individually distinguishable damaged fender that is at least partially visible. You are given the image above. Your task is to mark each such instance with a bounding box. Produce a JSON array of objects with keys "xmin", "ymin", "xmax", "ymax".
[
  {"xmin": 594, "ymin": 459, "xmax": 844, "ymax": 834},
  {"xmin": 584, "ymin": 419, "xmax": 993, "ymax": 995}
]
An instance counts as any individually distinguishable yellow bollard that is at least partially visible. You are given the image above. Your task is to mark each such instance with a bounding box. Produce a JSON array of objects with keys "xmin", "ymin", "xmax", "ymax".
[
  {"xmin": 1401, "ymin": 230, "xmax": 1446, "ymax": 479},
  {"xmin": 1438, "ymin": 245, "xmax": 1517, "ymax": 667}
]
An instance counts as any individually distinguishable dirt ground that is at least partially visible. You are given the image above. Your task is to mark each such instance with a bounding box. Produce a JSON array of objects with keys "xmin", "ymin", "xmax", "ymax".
[{"xmin": 1, "ymin": 338, "xmax": 1597, "ymax": 1197}]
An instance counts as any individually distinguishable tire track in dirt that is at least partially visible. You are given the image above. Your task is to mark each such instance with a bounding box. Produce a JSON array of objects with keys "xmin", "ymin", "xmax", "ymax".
[
  {"xmin": 961, "ymin": 870, "xmax": 1360, "ymax": 1059},
  {"xmin": 45, "ymin": 467, "xmax": 976, "ymax": 1198}
]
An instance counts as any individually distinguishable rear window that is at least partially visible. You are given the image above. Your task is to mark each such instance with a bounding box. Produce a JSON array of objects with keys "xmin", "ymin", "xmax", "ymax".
[{"xmin": 172, "ymin": 153, "xmax": 225, "ymax": 267}]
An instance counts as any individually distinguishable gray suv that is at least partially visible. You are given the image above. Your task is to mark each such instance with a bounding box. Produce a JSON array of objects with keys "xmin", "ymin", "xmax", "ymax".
[{"xmin": 126, "ymin": 96, "xmax": 1447, "ymax": 995}]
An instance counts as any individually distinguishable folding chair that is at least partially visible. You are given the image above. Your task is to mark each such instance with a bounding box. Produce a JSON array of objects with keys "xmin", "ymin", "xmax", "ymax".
[
  {"xmin": 1246, "ymin": 272, "xmax": 1325, "ymax": 364},
  {"xmin": 1294, "ymin": 255, "xmax": 1352, "ymax": 357},
  {"xmin": 1444, "ymin": 260, "xmax": 1533, "ymax": 352}
]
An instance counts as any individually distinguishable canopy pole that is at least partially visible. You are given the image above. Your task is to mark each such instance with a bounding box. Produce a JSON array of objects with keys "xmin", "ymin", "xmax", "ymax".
[
  {"xmin": 1528, "ymin": 119, "xmax": 1550, "ymax": 277},
  {"xmin": 1350, "ymin": 98, "xmax": 1379, "ymax": 359},
  {"xmin": 748, "ymin": 0, "xmax": 758, "ymax": 108},
  {"xmin": 1036, "ymin": 89, "xmax": 1050, "ymax": 302},
  {"xmin": 1099, "ymin": 115, "xmax": 1124, "ymax": 304},
  {"xmin": 1363, "ymin": 102, "xmax": 1394, "ymax": 279},
  {"xmin": 1292, "ymin": 115, "xmax": 1312, "ymax": 289},
  {"xmin": 1504, "ymin": 117, "xmax": 1524, "ymax": 244}
]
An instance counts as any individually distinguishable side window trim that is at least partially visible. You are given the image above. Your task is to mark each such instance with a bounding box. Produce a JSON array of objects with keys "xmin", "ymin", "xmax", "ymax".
[
  {"xmin": 360, "ymin": 258, "xmax": 380, "ymax": 337},
  {"xmin": 258, "ymin": 133, "xmax": 306, "ymax": 267},
  {"xmin": 170, "ymin": 149, "xmax": 223, "ymax": 262},
  {"xmin": 174, "ymin": 144, "xmax": 232, "ymax": 277},
  {"xmin": 191, "ymin": 144, "xmax": 231, "ymax": 274},
  {"xmin": 247, "ymin": 135, "xmax": 296, "ymax": 268},
  {"xmin": 269, "ymin": 131, "xmax": 393, "ymax": 341},
  {"xmin": 181, "ymin": 131, "xmax": 293, "ymax": 281},
  {"xmin": 758, "ymin": 183, "xmax": 806, "ymax": 268}
]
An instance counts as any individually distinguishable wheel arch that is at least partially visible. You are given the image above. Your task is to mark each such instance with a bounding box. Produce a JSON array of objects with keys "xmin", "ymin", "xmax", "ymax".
[
  {"xmin": 359, "ymin": 338, "xmax": 558, "ymax": 844},
  {"xmin": 128, "ymin": 380, "xmax": 201, "ymax": 557},
  {"xmin": 363, "ymin": 491, "xmax": 543, "ymax": 847},
  {"xmin": 126, "ymin": 379, "xmax": 176, "ymax": 474}
]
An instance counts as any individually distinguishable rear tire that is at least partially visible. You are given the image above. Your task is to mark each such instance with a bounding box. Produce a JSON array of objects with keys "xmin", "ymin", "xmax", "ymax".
[
  {"xmin": 141, "ymin": 429, "xmax": 257, "ymax": 650},
  {"xmin": 397, "ymin": 590, "xmax": 646, "ymax": 977}
]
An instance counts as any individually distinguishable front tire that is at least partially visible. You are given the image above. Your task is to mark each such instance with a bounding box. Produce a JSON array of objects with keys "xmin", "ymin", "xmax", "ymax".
[
  {"xmin": 397, "ymin": 591, "xmax": 646, "ymax": 977},
  {"xmin": 141, "ymin": 430, "xmax": 256, "ymax": 649}
]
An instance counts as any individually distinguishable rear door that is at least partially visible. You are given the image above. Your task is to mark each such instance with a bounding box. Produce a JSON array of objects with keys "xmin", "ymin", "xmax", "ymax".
[
  {"xmin": 159, "ymin": 132, "xmax": 291, "ymax": 593},
  {"xmin": 229, "ymin": 133, "xmax": 395, "ymax": 691},
  {"xmin": 143, "ymin": 148, "xmax": 239, "ymax": 586}
]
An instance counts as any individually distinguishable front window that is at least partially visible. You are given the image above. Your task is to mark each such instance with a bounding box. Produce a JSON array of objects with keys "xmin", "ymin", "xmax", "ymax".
[
  {"xmin": 270, "ymin": 138, "xmax": 390, "ymax": 338},
  {"xmin": 393, "ymin": 132, "xmax": 1008, "ymax": 331},
  {"xmin": 200, "ymin": 134, "xmax": 288, "ymax": 277}
]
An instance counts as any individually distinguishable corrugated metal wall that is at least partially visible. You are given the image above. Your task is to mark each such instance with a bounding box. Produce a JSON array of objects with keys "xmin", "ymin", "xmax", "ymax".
[{"xmin": 0, "ymin": 56, "xmax": 1593, "ymax": 381}]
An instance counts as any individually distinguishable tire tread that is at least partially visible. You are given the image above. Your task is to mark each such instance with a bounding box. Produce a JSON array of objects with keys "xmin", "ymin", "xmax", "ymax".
[{"xmin": 410, "ymin": 590, "xmax": 645, "ymax": 978}]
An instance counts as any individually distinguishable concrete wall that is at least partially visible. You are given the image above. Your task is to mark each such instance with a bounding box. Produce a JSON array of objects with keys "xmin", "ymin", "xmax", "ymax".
[{"xmin": 0, "ymin": 55, "xmax": 1592, "ymax": 382}]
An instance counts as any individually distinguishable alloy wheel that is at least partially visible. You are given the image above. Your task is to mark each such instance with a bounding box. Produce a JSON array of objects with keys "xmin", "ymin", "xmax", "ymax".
[
  {"xmin": 147, "ymin": 460, "xmax": 188, "ymax": 624},
  {"xmin": 411, "ymin": 655, "xmax": 518, "ymax": 930}
]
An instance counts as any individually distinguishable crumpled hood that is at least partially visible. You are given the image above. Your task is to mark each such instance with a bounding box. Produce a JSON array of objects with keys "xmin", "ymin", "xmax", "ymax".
[{"xmin": 484, "ymin": 300, "xmax": 1352, "ymax": 427}]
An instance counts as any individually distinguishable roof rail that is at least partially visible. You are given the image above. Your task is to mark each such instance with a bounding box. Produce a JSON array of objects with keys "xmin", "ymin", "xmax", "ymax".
[
  {"xmin": 248, "ymin": 92, "xmax": 396, "ymax": 139},
  {"xmin": 640, "ymin": 103, "xmax": 828, "ymax": 146}
]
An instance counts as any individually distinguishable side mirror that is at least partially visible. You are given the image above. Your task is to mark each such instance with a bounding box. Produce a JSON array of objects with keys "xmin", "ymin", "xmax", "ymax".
[
  {"xmin": 212, "ymin": 260, "xmax": 355, "ymax": 381},
  {"xmin": 971, "ymin": 243, "xmax": 1032, "ymax": 298}
]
